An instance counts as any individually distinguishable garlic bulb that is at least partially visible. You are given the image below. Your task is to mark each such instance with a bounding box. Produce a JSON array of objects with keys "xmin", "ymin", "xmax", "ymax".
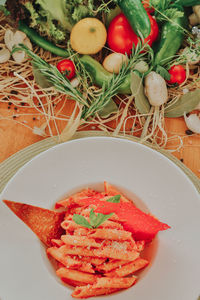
[
  {"xmin": 4, "ymin": 29, "xmax": 14, "ymax": 51},
  {"xmin": 145, "ymin": 71, "xmax": 168, "ymax": 106},
  {"xmin": 103, "ymin": 53, "xmax": 128, "ymax": 74},
  {"xmin": 184, "ymin": 113, "xmax": 200, "ymax": 134},
  {"xmin": 0, "ymin": 48, "xmax": 11, "ymax": 63}
]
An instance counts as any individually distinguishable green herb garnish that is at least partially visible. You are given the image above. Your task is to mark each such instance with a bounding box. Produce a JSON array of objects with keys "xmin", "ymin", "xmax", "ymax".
[
  {"xmin": 73, "ymin": 209, "xmax": 113, "ymax": 229},
  {"xmin": 106, "ymin": 195, "xmax": 121, "ymax": 203}
]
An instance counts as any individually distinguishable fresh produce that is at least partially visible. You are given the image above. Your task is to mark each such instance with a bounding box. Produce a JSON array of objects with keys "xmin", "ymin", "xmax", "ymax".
[
  {"xmin": 144, "ymin": 71, "xmax": 168, "ymax": 106},
  {"xmin": 80, "ymin": 55, "xmax": 131, "ymax": 94},
  {"xmin": 107, "ymin": 13, "xmax": 158, "ymax": 55},
  {"xmin": 70, "ymin": 18, "xmax": 107, "ymax": 55},
  {"xmin": 167, "ymin": 65, "xmax": 186, "ymax": 85},
  {"xmin": 189, "ymin": 5, "xmax": 200, "ymax": 25},
  {"xmin": 2, "ymin": 28, "xmax": 32, "ymax": 64},
  {"xmin": 117, "ymin": 0, "xmax": 151, "ymax": 38},
  {"xmin": 0, "ymin": 48, "xmax": 10, "ymax": 63},
  {"xmin": 133, "ymin": 61, "xmax": 149, "ymax": 73},
  {"xmin": 103, "ymin": 53, "xmax": 128, "ymax": 74},
  {"xmin": 6, "ymin": 0, "xmax": 112, "ymax": 44},
  {"xmin": 184, "ymin": 113, "xmax": 200, "ymax": 134},
  {"xmin": 18, "ymin": 21, "xmax": 70, "ymax": 57},
  {"xmin": 56, "ymin": 59, "xmax": 76, "ymax": 80},
  {"xmin": 153, "ymin": 12, "xmax": 187, "ymax": 66},
  {"xmin": 107, "ymin": 13, "xmax": 139, "ymax": 55}
]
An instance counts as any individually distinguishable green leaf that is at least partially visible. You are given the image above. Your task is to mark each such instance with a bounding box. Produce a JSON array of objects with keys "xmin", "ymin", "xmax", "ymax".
[
  {"xmin": 164, "ymin": 89, "xmax": 200, "ymax": 118},
  {"xmin": 156, "ymin": 65, "xmax": 171, "ymax": 80},
  {"xmin": 92, "ymin": 213, "xmax": 114, "ymax": 228},
  {"xmin": 98, "ymin": 99, "xmax": 118, "ymax": 118},
  {"xmin": 131, "ymin": 71, "xmax": 150, "ymax": 114},
  {"xmin": 73, "ymin": 214, "xmax": 92, "ymax": 229},
  {"xmin": 89, "ymin": 209, "xmax": 97, "ymax": 227},
  {"xmin": 32, "ymin": 64, "xmax": 53, "ymax": 88},
  {"xmin": 106, "ymin": 195, "xmax": 121, "ymax": 203}
]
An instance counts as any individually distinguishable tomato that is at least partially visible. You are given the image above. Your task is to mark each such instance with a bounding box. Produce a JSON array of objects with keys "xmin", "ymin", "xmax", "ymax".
[
  {"xmin": 107, "ymin": 13, "xmax": 139, "ymax": 55},
  {"xmin": 56, "ymin": 59, "xmax": 76, "ymax": 80},
  {"xmin": 167, "ymin": 65, "xmax": 186, "ymax": 85},
  {"xmin": 107, "ymin": 13, "xmax": 159, "ymax": 55}
]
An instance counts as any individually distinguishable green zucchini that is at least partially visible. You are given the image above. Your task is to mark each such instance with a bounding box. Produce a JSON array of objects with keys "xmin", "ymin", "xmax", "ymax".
[{"xmin": 117, "ymin": 0, "xmax": 151, "ymax": 38}]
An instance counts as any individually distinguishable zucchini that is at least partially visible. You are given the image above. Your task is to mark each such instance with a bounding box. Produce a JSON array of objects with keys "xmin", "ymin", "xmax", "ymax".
[{"xmin": 117, "ymin": 0, "xmax": 151, "ymax": 38}]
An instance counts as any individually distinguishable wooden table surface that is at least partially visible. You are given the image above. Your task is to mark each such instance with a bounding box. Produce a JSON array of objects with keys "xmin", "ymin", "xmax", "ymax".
[{"xmin": 0, "ymin": 100, "xmax": 200, "ymax": 179}]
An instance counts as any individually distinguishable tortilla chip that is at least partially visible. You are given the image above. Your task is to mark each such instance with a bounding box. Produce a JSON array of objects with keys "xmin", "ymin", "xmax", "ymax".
[{"xmin": 3, "ymin": 200, "xmax": 65, "ymax": 247}]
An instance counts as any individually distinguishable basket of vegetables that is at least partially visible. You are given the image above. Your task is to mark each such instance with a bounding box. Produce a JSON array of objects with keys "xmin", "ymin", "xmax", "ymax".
[{"xmin": 0, "ymin": 0, "xmax": 199, "ymax": 146}]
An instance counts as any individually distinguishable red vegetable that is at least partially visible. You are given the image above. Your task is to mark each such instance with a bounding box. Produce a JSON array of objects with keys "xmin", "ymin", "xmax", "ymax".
[
  {"xmin": 167, "ymin": 65, "xmax": 186, "ymax": 85},
  {"xmin": 57, "ymin": 59, "xmax": 76, "ymax": 80},
  {"xmin": 142, "ymin": 0, "xmax": 155, "ymax": 14},
  {"xmin": 80, "ymin": 198, "xmax": 170, "ymax": 242},
  {"xmin": 107, "ymin": 13, "xmax": 159, "ymax": 55}
]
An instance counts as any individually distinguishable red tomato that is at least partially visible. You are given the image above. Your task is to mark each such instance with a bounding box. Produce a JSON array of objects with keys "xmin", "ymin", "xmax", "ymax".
[
  {"xmin": 167, "ymin": 65, "xmax": 186, "ymax": 85},
  {"xmin": 107, "ymin": 13, "xmax": 139, "ymax": 55},
  {"xmin": 57, "ymin": 59, "xmax": 75, "ymax": 80},
  {"xmin": 107, "ymin": 13, "xmax": 159, "ymax": 55}
]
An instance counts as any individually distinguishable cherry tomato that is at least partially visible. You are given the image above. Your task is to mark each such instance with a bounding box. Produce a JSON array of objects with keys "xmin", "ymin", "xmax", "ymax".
[
  {"xmin": 56, "ymin": 59, "xmax": 75, "ymax": 80},
  {"xmin": 107, "ymin": 13, "xmax": 159, "ymax": 55},
  {"xmin": 167, "ymin": 65, "xmax": 186, "ymax": 85}
]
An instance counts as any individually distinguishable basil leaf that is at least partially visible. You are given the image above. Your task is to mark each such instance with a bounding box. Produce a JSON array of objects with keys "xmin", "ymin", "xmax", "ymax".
[
  {"xmin": 89, "ymin": 209, "xmax": 97, "ymax": 227},
  {"xmin": 106, "ymin": 195, "xmax": 121, "ymax": 203},
  {"xmin": 93, "ymin": 213, "xmax": 114, "ymax": 228},
  {"xmin": 73, "ymin": 214, "xmax": 92, "ymax": 229}
]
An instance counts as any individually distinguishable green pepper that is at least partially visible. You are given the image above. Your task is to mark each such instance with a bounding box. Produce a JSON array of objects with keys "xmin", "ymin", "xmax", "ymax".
[
  {"xmin": 153, "ymin": 9, "xmax": 187, "ymax": 67},
  {"xmin": 18, "ymin": 21, "xmax": 70, "ymax": 57},
  {"xmin": 80, "ymin": 55, "xmax": 131, "ymax": 94}
]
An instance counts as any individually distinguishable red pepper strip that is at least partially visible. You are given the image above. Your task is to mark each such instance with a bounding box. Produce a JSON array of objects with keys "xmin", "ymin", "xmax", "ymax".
[{"xmin": 80, "ymin": 199, "xmax": 170, "ymax": 242}]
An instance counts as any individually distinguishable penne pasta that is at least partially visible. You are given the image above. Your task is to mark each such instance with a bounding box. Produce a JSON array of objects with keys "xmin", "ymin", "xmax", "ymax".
[
  {"xmin": 56, "ymin": 268, "xmax": 98, "ymax": 284},
  {"xmin": 51, "ymin": 239, "xmax": 65, "ymax": 247},
  {"xmin": 61, "ymin": 234, "xmax": 101, "ymax": 248},
  {"xmin": 96, "ymin": 259, "xmax": 129, "ymax": 272},
  {"xmin": 47, "ymin": 247, "xmax": 82, "ymax": 267},
  {"xmin": 58, "ymin": 244, "xmax": 139, "ymax": 261},
  {"xmin": 88, "ymin": 228, "xmax": 132, "ymax": 241},
  {"xmin": 47, "ymin": 247, "xmax": 95, "ymax": 273},
  {"xmin": 105, "ymin": 258, "xmax": 149, "ymax": 277},
  {"xmin": 81, "ymin": 257, "xmax": 106, "ymax": 266},
  {"xmin": 93, "ymin": 276, "xmax": 137, "ymax": 289},
  {"xmin": 93, "ymin": 246, "xmax": 140, "ymax": 261},
  {"xmin": 72, "ymin": 286, "xmax": 119, "ymax": 298}
]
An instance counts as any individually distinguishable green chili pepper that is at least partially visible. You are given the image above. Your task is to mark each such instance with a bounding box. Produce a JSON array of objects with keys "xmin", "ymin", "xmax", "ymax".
[
  {"xmin": 117, "ymin": 0, "xmax": 151, "ymax": 38},
  {"xmin": 80, "ymin": 55, "xmax": 131, "ymax": 94},
  {"xmin": 153, "ymin": 9, "xmax": 187, "ymax": 67},
  {"xmin": 18, "ymin": 21, "xmax": 70, "ymax": 58}
]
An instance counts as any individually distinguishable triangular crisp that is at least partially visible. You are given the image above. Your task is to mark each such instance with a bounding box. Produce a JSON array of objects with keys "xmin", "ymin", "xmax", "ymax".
[{"xmin": 3, "ymin": 200, "xmax": 65, "ymax": 247}]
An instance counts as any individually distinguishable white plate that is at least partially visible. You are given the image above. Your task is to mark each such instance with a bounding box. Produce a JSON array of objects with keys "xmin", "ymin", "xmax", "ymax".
[{"xmin": 0, "ymin": 137, "xmax": 200, "ymax": 300}]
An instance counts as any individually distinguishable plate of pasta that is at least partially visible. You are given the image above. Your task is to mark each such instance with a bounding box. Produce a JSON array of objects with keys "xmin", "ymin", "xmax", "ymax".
[{"xmin": 0, "ymin": 137, "xmax": 200, "ymax": 300}]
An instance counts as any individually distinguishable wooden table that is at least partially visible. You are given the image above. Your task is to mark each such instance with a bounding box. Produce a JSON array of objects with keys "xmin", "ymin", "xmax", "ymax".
[{"xmin": 0, "ymin": 100, "xmax": 200, "ymax": 179}]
